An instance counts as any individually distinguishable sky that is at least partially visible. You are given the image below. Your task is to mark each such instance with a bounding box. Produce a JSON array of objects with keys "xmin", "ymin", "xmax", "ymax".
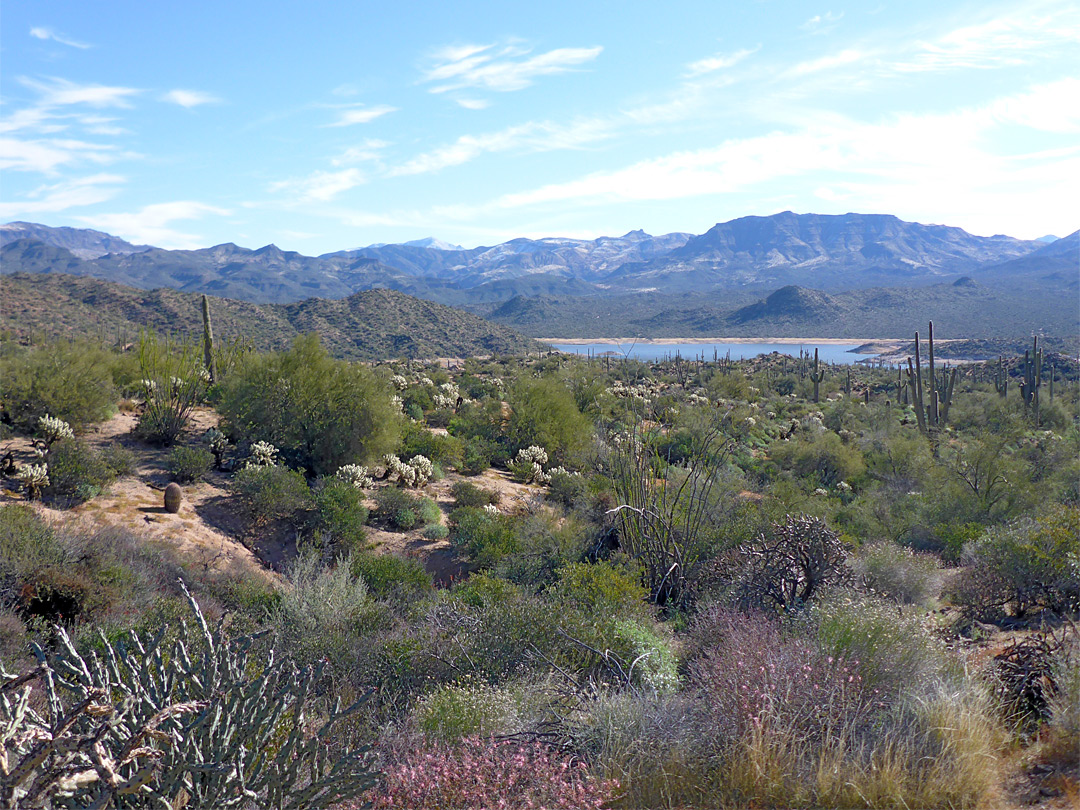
[{"xmin": 2, "ymin": 0, "xmax": 1078, "ymax": 253}]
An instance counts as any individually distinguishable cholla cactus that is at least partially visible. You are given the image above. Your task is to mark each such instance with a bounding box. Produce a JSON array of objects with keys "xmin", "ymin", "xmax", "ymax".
[
  {"xmin": 17, "ymin": 463, "xmax": 49, "ymax": 500},
  {"xmin": 247, "ymin": 440, "xmax": 278, "ymax": 468},
  {"xmin": 140, "ymin": 379, "xmax": 158, "ymax": 400},
  {"xmin": 336, "ymin": 464, "xmax": 374, "ymax": 489},
  {"xmin": 390, "ymin": 374, "xmax": 409, "ymax": 391},
  {"xmin": 391, "ymin": 394, "xmax": 405, "ymax": 414},
  {"xmin": 512, "ymin": 446, "xmax": 550, "ymax": 484},
  {"xmin": 0, "ymin": 582, "xmax": 377, "ymax": 809},
  {"xmin": 37, "ymin": 415, "xmax": 73, "ymax": 448},
  {"xmin": 383, "ymin": 454, "xmax": 432, "ymax": 488},
  {"xmin": 204, "ymin": 427, "xmax": 229, "ymax": 469},
  {"xmin": 483, "ymin": 503, "xmax": 499, "ymax": 515},
  {"xmin": 546, "ymin": 465, "xmax": 579, "ymax": 479}
]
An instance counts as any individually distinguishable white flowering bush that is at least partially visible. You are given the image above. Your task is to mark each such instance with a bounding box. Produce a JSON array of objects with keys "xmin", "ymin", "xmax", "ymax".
[
  {"xmin": 336, "ymin": 463, "xmax": 374, "ymax": 489},
  {"xmin": 17, "ymin": 463, "xmax": 49, "ymax": 499},
  {"xmin": 37, "ymin": 415, "xmax": 73, "ymax": 447},
  {"xmin": 247, "ymin": 440, "xmax": 279, "ymax": 468}
]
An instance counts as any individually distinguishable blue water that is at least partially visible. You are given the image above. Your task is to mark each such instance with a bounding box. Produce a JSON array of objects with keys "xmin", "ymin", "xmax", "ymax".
[{"xmin": 549, "ymin": 341, "xmax": 875, "ymax": 365}]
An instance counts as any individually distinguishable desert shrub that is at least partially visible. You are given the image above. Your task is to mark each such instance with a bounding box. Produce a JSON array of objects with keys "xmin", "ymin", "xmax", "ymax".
[
  {"xmin": 400, "ymin": 422, "xmax": 463, "ymax": 469},
  {"xmin": 366, "ymin": 736, "xmax": 616, "ymax": 809},
  {"xmin": 44, "ymin": 438, "xmax": 116, "ymax": 505},
  {"xmin": 459, "ymin": 437, "xmax": 493, "ymax": 474},
  {"xmin": 98, "ymin": 443, "xmax": 135, "ymax": 476},
  {"xmin": 550, "ymin": 561, "xmax": 648, "ymax": 619},
  {"xmin": 218, "ymin": 334, "xmax": 400, "ymax": 476},
  {"xmin": 493, "ymin": 512, "xmax": 593, "ymax": 590},
  {"xmin": 808, "ymin": 590, "xmax": 948, "ymax": 695},
  {"xmin": 546, "ymin": 468, "xmax": 590, "ymax": 508},
  {"xmin": 507, "ymin": 376, "xmax": 592, "ymax": 464},
  {"xmin": 271, "ymin": 552, "xmax": 387, "ymax": 672},
  {"xmin": 166, "ymin": 444, "xmax": 213, "ymax": 482},
  {"xmin": 133, "ymin": 333, "xmax": 207, "ymax": 446},
  {"xmin": 953, "ymin": 506, "xmax": 1080, "ymax": 617},
  {"xmin": 423, "ymin": 523, "xmax": 449, "ymax": 540},
  {"xmin": 1047, "ymin": 633, "xmax": 1080, "ymax": 750},
  {"xmin": 414, "ymin": 679, "xmax": 525, "ymax": 743},
  {"xmin": 770, "ymin": 431, "xmax": 866, "ymax": 488},
  {"xmin": 451, "ymin": 480, "xmax": 499, "ymax": 508},
  {"xmin": 448, "ymin": 507, "xmax": 520, "ymax": 568},
  {"xmin": 374, "ymin": 487, "xmax": 438, "ymax": 531},
  {"xmin": 312, "ymin": 477, "xmax": 369, "ymax": 550},
  {"xmin": 232, "ymin": 464, "xmax": 313, "ymax": 524},
  {"xmin": 612, "ymin": 618, "xmax": 679, "ymax": 692},
  {"xmin": 0, "ymin": 339, "xmax": 118, "ymax": 430},
  {"xmin": 732, "ymin": 515, "xmax": 851, "ymax": 613},
  {"xmin": 350, "ymin": 551, "xmax": 432, "ymax": 599},
  {"xmin": 0, "ymin": 506, "xmax": 67, "ymax": 601},
  {"xmin": 852, "ymin": 541, "xmax": 941, "ymax": 605}
]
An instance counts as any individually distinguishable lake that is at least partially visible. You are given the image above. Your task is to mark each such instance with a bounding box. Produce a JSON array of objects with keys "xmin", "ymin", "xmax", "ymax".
[{"xmin": 547, "ymin": 340, "xmax": 879, "ymax": 365}]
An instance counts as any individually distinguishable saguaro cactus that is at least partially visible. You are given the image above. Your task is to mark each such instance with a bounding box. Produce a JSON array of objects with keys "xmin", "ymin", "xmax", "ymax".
[
  {"xmin": 905, "ymin": 321, "xmax": 956, "ymax": 433},
  {"xmin": 995, "ymin": 356, "xmax": 1009, "ymax": 397},
  {"xmin": 1020, "ymin": 336, "xmax": 1043, "ymax": 426},
  {"xmin": 810, "ymin": 348, "xmax": 825, "ymax": 402}
]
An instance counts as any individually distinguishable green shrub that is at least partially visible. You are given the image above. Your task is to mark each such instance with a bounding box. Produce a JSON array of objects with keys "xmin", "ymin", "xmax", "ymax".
[
  {"xmin": 953, "ymin": 506, "xmax": 1080, "ymax": 617},
  {"xmin": 98, "ymin": 443, "xmax": 136, "ymax": 477},
  {"xmin": 550, "ymin": 561, "xmax": 648, "ymax": 619},
  {"xmin": 167, "ymin": 445, "xmax": 213, "ymax": 483},
  {"xmin": 0, "ymin": 506, "xmax": 66, "ymax": 598},
  {"xmin": 460, "ymin": 438, "xmax": 493, "ymax": 474},
  {"xmin": 232, "ymin": 464, "xmax": 313, "ymax": 524},
  {"xmin": 449, "ymin": 507, "xmax": 520, "ymax": 568},
  {"xmin": 770, "ymin": 431, "xmax": 866, "ymax": 488},
  {"xmin": 350, "ymin": 551, "xmax": 432, "ymax": 599},
  {"xmin": 423, "ymin": 523, "xmax": 449, "ymax": 540},
  {"xmin": 451, "ymin": 481, "xmax": 499, "ymax": 508},
  {"xmin": 507, "ymin": 376, "xmax": 592, "ymax": 464},
  {"xmin": 0, "ymin": 340, "xmax": 118, "ymax": 430},
  {"xmin": 612, "ymin": 618, "xmax": 679, "ymax": 692},
  {"xmin": 401, "ymin": 422, "xmax": 464, "ymax": 469},
  {"xmin": 375, "ymin": 487, "xmax": 421, "ymax": 530},
  {"xmin": 44, "ymin": 439, "xmax": 117, "ymax": 505},
  {"xmin": 312, "ymin": 477, "xmax": 369, "ymax": 550},
  {"xmin": 546, "ymin": 469, "xmax": 589, "ymax": 509},
  {"xmin": 415, "ymin": 679, "xmax": 524, "ymax": 742},
  {"xmin": 218, "ymin": 334, "xmax": 400, "ymax": 475},
  {"xmin": 852, "ymin": 542, "xmax": 942, "ymax": 605}
]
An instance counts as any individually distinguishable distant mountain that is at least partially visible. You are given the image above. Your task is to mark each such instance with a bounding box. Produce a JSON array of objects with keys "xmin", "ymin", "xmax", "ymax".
[
  {"xmin": 0, "ymin": 273, "xmax": 545, "ymax": 360},
  {"xmin": 603, "ymin": 212, "xmax": 1045, "ymax": 291},
  {"xmin": 1036, "ymin": 235, "xmax": 1060, "ymax": 243},
  {"xmin": 975, "ymin": 230, "xmax": 1079, "ymax": 291},
  {"xmin": 0, "ymin": 222, "xmax": 149, "ymax": 259}
]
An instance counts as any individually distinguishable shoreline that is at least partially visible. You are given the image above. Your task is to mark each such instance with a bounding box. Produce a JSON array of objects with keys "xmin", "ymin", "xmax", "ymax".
[{"xmin": 541, "ymin": 337, "xmax": 905, "ymax": 348}]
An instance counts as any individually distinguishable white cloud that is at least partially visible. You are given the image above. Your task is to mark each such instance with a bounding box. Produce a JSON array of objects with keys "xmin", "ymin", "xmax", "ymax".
[
  {"xmin": 421, "ymin": 41, "xmax": 602, "ymax": 93},
  {"xmin": 326, "ymin": 105, "xmax": 397, "ymax": 127},
  {"xmin": 784, "ymin": 49, "xmax": 868, "ymax": 78},
  {"xmin": 30, "ymin": 27, "xmax": 90, "ymax": 49},
  {"xmin": 389, "ymin": 118, "xmax": 612, "ymax": 176},
  {"xmin": 0, "ymin": 173, "xmax": 124, "ymax": 218},
  {"xmin": 801, "ymin": 12, "xmax": 843, "ymax": 33},
  {"xmin": 442, "ymin": 80, "xmax": 1079, "ymax": 239},
  {"xmin": 162, "ymin": 89, "xmax": 221, "ymax": 108},
  {"xmin": 79, "ymin": 201, "xmax": 230, "ymax": 249},
  {"xmin": 19, "ymin": 76, "xmax": 140, "ymax": 108},
  {"xmin": 269, "ymin": 168, "xmax": 366, "ymax": 201},
  {"xmin": 0, "ymin": 136, "xmax": 122, "ymax": 174},
  {"xmin": 456, "ymin": 98, "xmax": 491, "ymax": 110},
  {"xmin": 331, "ymin": 139, "xmax": 389, "ymax": 166},
  {"xmin": 684, "ymin": 47, "xmax": 758, "ymax": 77}
]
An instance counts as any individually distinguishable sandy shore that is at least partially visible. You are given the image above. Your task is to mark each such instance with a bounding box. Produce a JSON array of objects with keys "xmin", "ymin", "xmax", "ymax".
[{"xmin": 541, "ymin": 337, "xmax": 906, "ymax": 351}]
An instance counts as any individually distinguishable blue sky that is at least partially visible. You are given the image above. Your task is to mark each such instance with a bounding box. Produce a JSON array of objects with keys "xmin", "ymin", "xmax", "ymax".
[{"xmin": 2, "ymin": 0, "xmax": 1078, "ymax": 252}]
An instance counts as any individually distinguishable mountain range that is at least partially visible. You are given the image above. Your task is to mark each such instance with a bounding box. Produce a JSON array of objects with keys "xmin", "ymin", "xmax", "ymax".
[{"xmin": 2, "ymin": 212, "xmax": 1076, "ymax": 340}]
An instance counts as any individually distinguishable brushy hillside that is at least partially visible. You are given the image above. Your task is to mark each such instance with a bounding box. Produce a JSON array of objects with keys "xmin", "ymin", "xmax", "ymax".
[{"xmin": 0, "ymin": 272, "xmax": 546, "ymax": 359}]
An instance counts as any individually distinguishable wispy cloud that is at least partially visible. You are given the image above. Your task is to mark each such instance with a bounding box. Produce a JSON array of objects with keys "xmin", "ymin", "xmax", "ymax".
[
  {"xmin": 421, "ymin": 41, "xmax": 602, "ymax": 94},
  {"xmin": 325, "ymin": 105, "xmax": 397, "ymax": 127},
  {"xmin": 30, "ymin": 27, "xmax": 90, "ymax": 49},
  {"xmin": 456, "ymin": 98, "xmax": 491, "ymax": 110},
  {"xmin": 162, "ymin": 89, "xmax": 221, "ymax": 108},
  {"xmin": 784, "ymin": 49, "xmax": 867, "ymax": 78},
  {"xmin": 0, "ymin": 173, "xmax": 124, "ymax": 218},
  {"xmin": 19, "ymin": 76, "xmax": 140, "ymax": 108},
  {"xmin": 269, "ymin": 168, "xmax": 367, "ymax": 201},
  {"xmin": 331, "ymin": 139, "xmax": 389, "ymax": 166},
  {"xmin": 684, "ymin": 47, "xmax": 758, "ymax": 77},
  {"xmin": 0, "ymin": 136, "xmax": 124, "ymax": 174},
  {"xmin": 79, "ymin": 201, "xmax": 230, "ymax": 249},
  {"xmin": 801, "ymin": 12, "xmax": 843, "ymax": 33},
  {"xmin": 389, "ymin": 118, "xmax": 612, "ymax": 177}
]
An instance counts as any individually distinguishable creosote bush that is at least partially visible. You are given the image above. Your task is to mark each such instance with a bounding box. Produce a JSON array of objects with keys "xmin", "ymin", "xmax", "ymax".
[
  {"xmin": 166, "ymin": 444, "xmax": 214, "ymax": 482},
  {"xmin": 232, "ymin": 463, "xmax": 313, "ymax": 524}
]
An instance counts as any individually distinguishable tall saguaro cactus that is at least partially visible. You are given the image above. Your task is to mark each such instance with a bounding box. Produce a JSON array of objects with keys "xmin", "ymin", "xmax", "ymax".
[
  {"xmin": 810, "ymin": 348, "xmax": 825, "ymax": 402},
  {"xmin": 1020, "ymin": 336, "xmax": 1042, "ymax": 426},
  {"xmin": 994, "ymin": 356, "xmax": 1009, "ymax": 397},
  {"xmin": 905, "ymin": 321, "xmax": 956, "ymax": 434},
  {"xmin": 201, "ymin": 294, "xmax": 217, "ymax": 385}
]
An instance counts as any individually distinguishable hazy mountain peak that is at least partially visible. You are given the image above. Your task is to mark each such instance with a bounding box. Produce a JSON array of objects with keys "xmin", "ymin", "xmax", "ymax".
[{"xmin": 401, "ymin": 237, "xmax": 465, "ymax": 250}]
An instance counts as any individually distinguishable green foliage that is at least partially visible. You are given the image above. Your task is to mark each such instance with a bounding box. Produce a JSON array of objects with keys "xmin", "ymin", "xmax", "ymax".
[
  {"xmin": 233, "ymin": 464, "xmax": 313, "ymax": 524},
  {"xmin": 770, "ymin": 430, "xmax": 866, "ymax": 488},
  {"xmin": 401, "ymin": 421, "xmax": 464, "ymax": 469},
  {"xmin": 350, "ymin": 551, "xmax": 432, "ymax": 599},
  {"xmin": 166, "ymin": 444, "xmax": 213, "ymax": 482},
  {"xmin": 611, "ymin": 618, "xmax": 679, "ymax": 692},
  {"xmin": 550, "ymin": 561, "xmax": 648, "ymax": 619},
  {"xmin": 375, "ymin": 487, "xmax": 440, "ymax": 531},
  {"xmin": 218, "ymin": 334, "xmax": 401, "ymax": 475},
  {"xmin": 852, "ymin": 542, "xmax": 942, "ymax": 605},
  {"xmin": 44, "ymin": 438, "xmax": 117, "ymax": 505},
  {"xmin": 0, "ymin": 339, "xmax": 118, "ymax": 430},
  {"xmin": 311, "ymin": 476, "xmax": 369, "ymax": 551},
  {"xmin": 451, "ymin": 480, "xmax": 500, "ymax": 508},
  {"xmin": 507, "ymin": 376, "xmax": 592, "ymax": 464},
  {"xmin": 134, "ymin": 332, "xmax": 207, "ymax": 445},
  {"xmin": 414, "ymin": 679, "xmax": 527, "ymax": 742},
  {"xmin": 449, "ymin": 507, "xmax": 520, "ymax": 569}
]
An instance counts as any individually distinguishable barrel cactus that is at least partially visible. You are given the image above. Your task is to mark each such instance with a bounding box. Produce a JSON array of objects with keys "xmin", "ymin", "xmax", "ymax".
[{"xmin": 163, "ymin": 482, "xmax": 182, "ymax": 513}]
